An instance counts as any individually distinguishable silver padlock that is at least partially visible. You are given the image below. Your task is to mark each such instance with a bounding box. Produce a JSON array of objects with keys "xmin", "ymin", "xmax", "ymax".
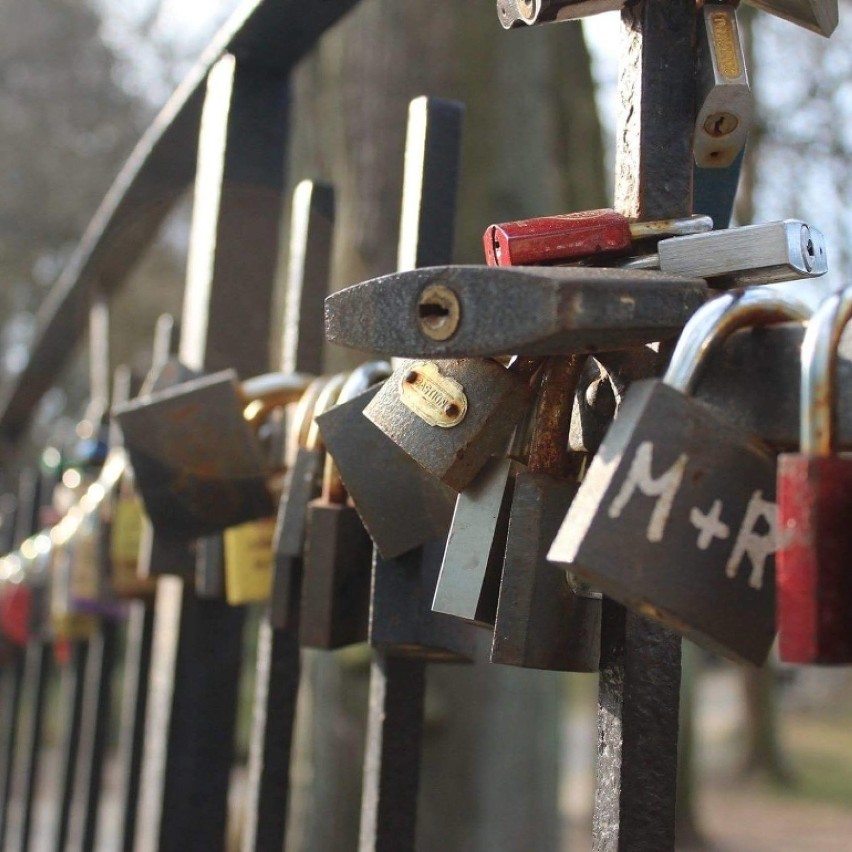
[
  {"xmin": 621, "ymin": 220, "xmax": 827, "ymax": 286},
  {"xmin": 694, "ymin": 4, "xmax": 754, "ymax": 169}
]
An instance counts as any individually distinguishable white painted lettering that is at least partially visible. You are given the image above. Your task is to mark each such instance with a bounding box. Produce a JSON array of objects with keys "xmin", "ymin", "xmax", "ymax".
[
  {"xmin": 690, "ymin": 499, "xmax": 730, "ymax": 550},
  {"xmin": 725, "ymin": 490, "xmax": 777, "ymax": 590},
  {"xmin": 607, "ymin": 441, "xmax": 688, "ymax": 542}
]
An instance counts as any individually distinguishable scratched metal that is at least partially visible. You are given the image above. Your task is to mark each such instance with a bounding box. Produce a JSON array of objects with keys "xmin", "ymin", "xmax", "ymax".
[{"xmin": 325, "ymin": 265, "xmax": 707, "ymax": 358}]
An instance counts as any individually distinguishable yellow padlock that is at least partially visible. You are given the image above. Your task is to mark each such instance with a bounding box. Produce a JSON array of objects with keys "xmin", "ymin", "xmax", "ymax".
[{"xmin": 223, "ymin": 517, "xmax": 277, "ymax": 605}]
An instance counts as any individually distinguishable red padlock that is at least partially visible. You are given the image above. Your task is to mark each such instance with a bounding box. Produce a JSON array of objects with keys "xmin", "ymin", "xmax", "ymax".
[
  {"xmin": 777, "ymin": 286, "xmax": 852, "ymax": 663},
  {"xmin": 0, "ymin": 581, "xmax": 32, "ymax": 647},
  {"xmin": 482, "ymin": 210, "xmax": 712, "ymax": 267}
]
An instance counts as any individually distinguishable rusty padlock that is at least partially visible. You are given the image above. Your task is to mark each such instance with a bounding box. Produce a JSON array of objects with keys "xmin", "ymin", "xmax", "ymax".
[
  {"xmin": 114, "ymin": 370, "xmax": 311, "ymax": 539},
  {"xmin": 491, "ymin": 356, "xmax": 600, "ymax": 671},
  {"xmin": 777, "ymin": 286, "xmax": 852, "ymax": 663},
  {"xmin": 548, "ymin": 287, "xmax": 812, "ymax": 665}
]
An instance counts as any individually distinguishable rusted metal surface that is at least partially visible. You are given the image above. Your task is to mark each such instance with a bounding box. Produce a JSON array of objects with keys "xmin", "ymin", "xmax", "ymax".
[{"xmin": 325, "ymin": 265, "xmax": 707, "ymax": 358}]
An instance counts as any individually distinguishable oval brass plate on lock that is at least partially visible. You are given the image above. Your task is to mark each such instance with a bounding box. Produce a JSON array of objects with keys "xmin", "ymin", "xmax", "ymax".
[{"xmin": 399, "ymin": 361, "xmax": 468, "ymax": 428}]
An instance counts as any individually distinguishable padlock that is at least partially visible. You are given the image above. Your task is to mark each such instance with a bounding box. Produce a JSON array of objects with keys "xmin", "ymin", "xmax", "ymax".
[
  {"xmin": 432, "ymin": 405, "xmax": 535, "ymax": 627},
  {"xmin": 300, "ymin": 364, "xmax": 393, "ymax": 649},
  {"xmin": 483, "ymin": 211, "xmax": 712, "ymax": 267},
  {"xmin": 497, "ymin": 0, "xmax": 838, "ymax": 37},
  {"xmin": 694, "ymin": 4, "xmax": 753, "ymax": 169},
  {"xmin": 223, "ymin": 517, "xmax": 278, "ymax": 606},
  {"xmin": 363, "ymin": 357, "xmax": 537, "ymax": 492},
  {"xmin": 491, "ymin": 356, "xmax": 600, "ymax": 671},
  {"xmin": 114, "ymin": 369, "xmax": 311, "ymax": 539},
  {"xmin": 0, "ymin": 581, "xmax": 32, "ymax": 647},
  {"xmin": 548, "ymin": 288, "xmax": 812, "ymax": 664},
  {"xmin": 370, "ymin": 537, "xmax": 478, "ymax": 662},
  {"xmin": 315, "ymin": 382, "xmax": 457, "ymax": 559},
  {"xmin": 777, "ymin": 286, "xmax": 852, "ymax": 663},
  {"xmin": 620, "ymin": 219, "xmax": 828, "ymax": 286},
  {"xmin": 109, "ymin": 476, "xmax": 157, "ymax": 599},
  {"xmin": 268, "ymin": 373, "xmax": 347, "ymax": 631},
  {"xmin": 325, "ymin": 265, "xmax": 708, "ymax": 357}
]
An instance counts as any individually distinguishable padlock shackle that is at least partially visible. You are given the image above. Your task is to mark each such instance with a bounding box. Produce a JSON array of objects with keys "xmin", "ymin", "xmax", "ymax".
[
  {"xmin": 240, "ymin": 372, "xmax": 314, "ymax": 426},
  {"xmin": 800, "ymin": 286, "xmax": 852, "ymax": 455},
  {"xmin": 290, "ymin": 376, "xmax": 336, "ymax": 457},
  {"xmin": 305, "ymin": 373, "xmax": 347, "ymax": 452},
  {"xmin": 664, "ymin": 288, "xmax": 811, "ymax": 395}
]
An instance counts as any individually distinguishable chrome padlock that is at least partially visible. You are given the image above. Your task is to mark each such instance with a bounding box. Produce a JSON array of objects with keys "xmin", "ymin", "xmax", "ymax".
[
  {"xmin": 114, "ymin": 370, "xmax": 311, "ymax": 539},
  {"xmin": 548, "ymin": 288, "xmax": 812, "ymax": 665},
  {"xmin": 777, "ymin": 286, "xmax": 852, "ymax": 664},
  {"xmin": 621, "ymin": 220, "xmax": 827, "ymax": 286},
  {"xmin": 694, "ymin": 3, "xmax": 753, "ymax": 168},
  {"xmin": 483, "ymin": 211, "xmax": 712, "ymax": 267}
]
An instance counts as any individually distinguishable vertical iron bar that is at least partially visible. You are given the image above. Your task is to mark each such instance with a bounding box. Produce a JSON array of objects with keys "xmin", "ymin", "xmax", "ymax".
[
  {"xmin": 17, "ymin": 640, "xmax": 51, "ymax": 852},
  {"xmin": 135, "ymin": 54, "xmax": 289, "ymax": 852},
  {"xmin": 0, "ymin": 652, "xmax": 24, "ymax": 848},
  {"xmin": 358, "ymin": 657, "xmax": 426, "ymax": 852},
  {"xmin": 358, "ymin": 96, "xmax": 463, "ymax": 852},
  {"xmin": 241, "ymin": 181, "xmax": 333, "ymax": 852},
  {"xmin": 595, "ymin": 2, "xmax": 695, "ymax": 849},
  {"xmin": 69, "ymin": 619, "xmax": 118, "ymax": 852},
  {"xmin": 0, "ymin": 493, "xmax": 20, "ymax": 848},
  {"xmin": 114, "ymin": 316, "xmax": 175, "ymax": 852},
  {"xmin": 52, "ymin": 640, "xmax": 90, "ymax": 852}
]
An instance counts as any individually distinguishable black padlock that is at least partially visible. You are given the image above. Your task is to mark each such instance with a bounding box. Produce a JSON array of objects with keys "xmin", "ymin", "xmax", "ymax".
[
  {"xmin": 299, "ymin": 364, "xmax": 392, "ymax": 649},
  {"xmin": 491, "ymin": 356, "xmax": 600, "ymax": 672},
  {"xmin": 370, "ymin": 537, "xmax": 478, "ymax": 662},
  {"xmin": 315, "ymin": 385, "xmax": 457, "ymax": 559},
  {"xmin": 548, "ymin": 288, "xmax": 812, "ymax": 665},
  {"xmin": 114, "ymin": 369, "xmax": 311, "ymax": 539}
]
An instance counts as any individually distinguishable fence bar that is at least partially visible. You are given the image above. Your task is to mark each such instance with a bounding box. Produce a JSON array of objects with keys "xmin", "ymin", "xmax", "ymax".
[
  {"xmin": 0, "ymin": 652, "xmax": 24, "ymax": 848},
  {"xmin": 69, "ymin": 619, "xmax": 118, "ymax": 851},
  {"xmin": 135, "ymin": 54, "xmax": 290, "ymax": 852},
  {"xmin": 593, "ymin": 2, "xmax": 694, "ymax": 849},
  {"xmin": 358, "ymin": 96, "xmax": 463, "ymax": 852},
  {"xmin": 241, "ymin": 181, "xmax": 333, "ymax": 852},
  {"xmin": 52, "ymin": 640, "xmax": 90, "ymax": 852},
  {"xmin": 113, "ymin": 317, "xmax": 175, "ymax": 852},
  {"xmin": 16, "ymin": 640, "xmax": 51, "ymax": 852}
]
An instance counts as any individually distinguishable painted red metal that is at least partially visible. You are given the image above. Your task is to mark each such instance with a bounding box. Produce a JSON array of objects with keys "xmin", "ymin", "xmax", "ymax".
[
  {"xmin": 483, "ymin": 209, "xmax": 632, "ymax": 266},
  {"xmin": 777, "ymin": 454, "xmax": 852, "ymax": 663}
]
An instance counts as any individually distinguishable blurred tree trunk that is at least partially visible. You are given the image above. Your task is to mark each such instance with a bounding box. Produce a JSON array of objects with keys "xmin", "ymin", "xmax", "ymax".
[{"xmin": 284, "ymin": 3, "xmax": 606, "ymax": 850}]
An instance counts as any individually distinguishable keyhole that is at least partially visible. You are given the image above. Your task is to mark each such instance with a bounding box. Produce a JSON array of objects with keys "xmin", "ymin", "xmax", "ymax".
[
  {"xmin": 703, "ymin": 112, "xmax": 739, "ymax": 138},
  {"xmin": 417, "ymin": 284, "xmax": 461, "ymax": 341}
]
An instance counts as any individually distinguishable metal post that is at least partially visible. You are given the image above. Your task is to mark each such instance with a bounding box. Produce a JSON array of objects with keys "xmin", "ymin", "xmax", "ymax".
[
  {"xmin": 241, "ymin": 180, "xmax": 333, "ymax": 852},
  {"xmin": 358, "ymin": 96, "xmax": 463, "ymax": 852},
  {"xmin": 135, "ymin": 54, "xmax": 290, "ymax": 852},
  {"xmin": 594, "ymin": 3, "xmax": 695, "ymax": 849}
]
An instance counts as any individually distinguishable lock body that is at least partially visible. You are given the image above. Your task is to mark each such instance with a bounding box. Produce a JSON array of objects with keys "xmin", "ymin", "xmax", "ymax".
[
  {"xmin": 364, "ymin": 359, "xmax": 532, "ymax": 492},
  {"xmin": 300, "ymin": 501, "xmax": 373, "ymax": 649},
  {"xmin": 548, "ymin": 380, "xmax": 778, "ymax": 665},
  {"xmin": 492, "ymin": 472, "xmax": 600, "ymax": 671},
  {"xmin": 317, "ymin": 385, "xmax": 456, "ymax": 558},
  {"xmin": 777, "ymin": 455, "xmax": 852, "ymax": 663}
]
